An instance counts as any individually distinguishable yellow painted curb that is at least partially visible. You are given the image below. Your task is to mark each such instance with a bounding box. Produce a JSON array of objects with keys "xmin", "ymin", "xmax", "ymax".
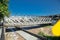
[{"xmin": 52, "ymin": 20, "xmax": 60, "ymax": 36}]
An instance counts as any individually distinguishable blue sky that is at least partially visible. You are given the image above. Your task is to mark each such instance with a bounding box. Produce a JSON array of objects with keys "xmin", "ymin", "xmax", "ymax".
[{"xmin": 9, "ymin": 0, "xmax": 60, "ymax": 16}]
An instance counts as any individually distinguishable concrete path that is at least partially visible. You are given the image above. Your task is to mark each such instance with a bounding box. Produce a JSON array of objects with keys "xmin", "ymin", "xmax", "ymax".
[
  {"xmin": 16, "ymin": 31, "xmax": 40, "ymax": 40},
  {"xmin": 0, "ymin": 28, "xmax": 2, "ymax": 39},
  {"xmin": 5, "ymin": 32, "xmax": 25, "ymax": 40}
]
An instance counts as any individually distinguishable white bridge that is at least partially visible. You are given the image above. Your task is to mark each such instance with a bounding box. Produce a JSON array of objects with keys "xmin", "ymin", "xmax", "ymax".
[{"xmin": 4, "ymin": 16, "xmax": 52, "ymax": 27}]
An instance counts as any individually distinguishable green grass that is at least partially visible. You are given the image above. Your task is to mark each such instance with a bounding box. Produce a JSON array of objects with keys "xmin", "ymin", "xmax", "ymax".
[
  {"xmin": 45, "ymin": 36, "xmax": 60, "ymax": 40},
  {"xmin": 38, "ymin": 32, "xmax": 60, "ymax": 40}
]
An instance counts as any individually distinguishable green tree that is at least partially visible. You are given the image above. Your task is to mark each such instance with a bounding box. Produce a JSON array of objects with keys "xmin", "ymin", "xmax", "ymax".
[
  {"xmin": 0, "ymin": 0, "xmax": 10, "ymax": 39},
  {"xmin": 0, "ymin": 0, "xmax": 10, "ymax": 21}
]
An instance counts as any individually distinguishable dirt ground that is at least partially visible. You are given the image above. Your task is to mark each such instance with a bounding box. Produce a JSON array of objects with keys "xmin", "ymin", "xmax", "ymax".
[{"xmin": 27, "ymin": 26, "xmax": 53, "ymax": 36}]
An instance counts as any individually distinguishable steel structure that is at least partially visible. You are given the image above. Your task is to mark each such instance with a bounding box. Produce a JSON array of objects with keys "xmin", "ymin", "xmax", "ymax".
[{"xmin": 4, "ymin": 16, "xmax": 52, "ymax": 27}]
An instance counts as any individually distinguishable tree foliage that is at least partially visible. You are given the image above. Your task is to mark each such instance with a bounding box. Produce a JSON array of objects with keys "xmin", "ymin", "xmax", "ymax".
[{"xmin": 0, "ymin": 0, "xmax": 10, "ymax": 20}]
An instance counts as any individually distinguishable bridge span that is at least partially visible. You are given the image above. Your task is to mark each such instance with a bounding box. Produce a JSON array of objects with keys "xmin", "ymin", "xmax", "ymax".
[{"xmin": 4, "ymin": 16, "xmax": 52, "ymax": 27}]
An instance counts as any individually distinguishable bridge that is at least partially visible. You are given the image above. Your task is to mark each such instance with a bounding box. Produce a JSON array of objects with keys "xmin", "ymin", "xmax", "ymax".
[{"xmin": 4, "ymin": 16, "xmax": 52, "ymax": 27}]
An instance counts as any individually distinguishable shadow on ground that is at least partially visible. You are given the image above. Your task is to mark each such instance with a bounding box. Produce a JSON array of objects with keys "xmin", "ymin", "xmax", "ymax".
[
  {"xmin": 21, "ymin": 23, "xmax": 52, "ymax": 30},
  {"xmin": 45, "ymin": 36, "xmax": 60, "ymax": 40}
]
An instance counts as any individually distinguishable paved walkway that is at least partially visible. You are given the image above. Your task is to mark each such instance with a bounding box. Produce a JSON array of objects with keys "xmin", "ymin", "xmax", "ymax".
[
  {"xmin": 0, "ymin": 28, "xmax": 2, "ymax": 37},
  {"xmin": 5, "ymin": 32, "xmax": 25, "ymax": 40},
  {"xmin": 16, "ymin": 31, "xmax": 40, "ymax": 40},
  {"xmin": 0, "ymin": 28, "xmax": 2, "ymax": 40}
]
